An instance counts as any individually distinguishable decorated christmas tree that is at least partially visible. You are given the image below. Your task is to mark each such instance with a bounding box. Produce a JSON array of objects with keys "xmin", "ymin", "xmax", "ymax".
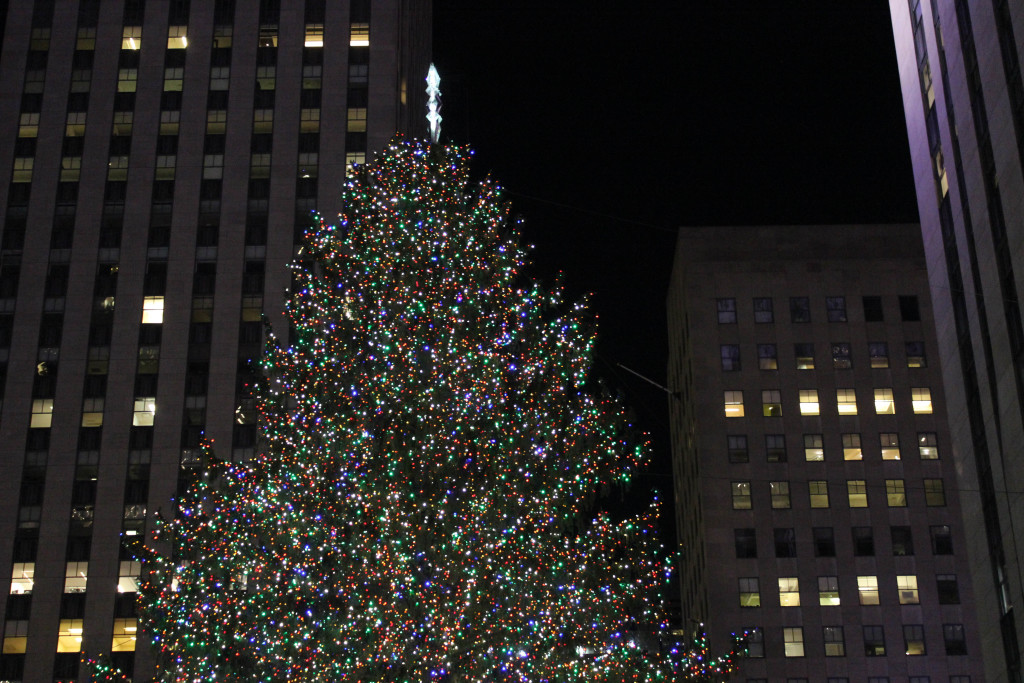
[{"xmin": 89, "ymin": 134, "xmax": 738, "ymax": 682}]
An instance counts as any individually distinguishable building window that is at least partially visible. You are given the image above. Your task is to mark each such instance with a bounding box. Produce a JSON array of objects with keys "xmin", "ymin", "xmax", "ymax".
[
  {"xmin": 899, "ymin": 295, "xmax": 921, "ymax": 321},
  {"xmin": 3, "ymin": 619, "xmax": 28, "ymax": 653},
  {"xmin": 724, "ymin": 391, "xmax": 744, "ymax": 418},
  {"xmin": 790, "ymin": 297, "xmax": 810, "ymax": 323},
  {"xmin": 118, "ymin": 561, "xmax": 141, "ymax": 593},
  {"xmin": 304, "ymin": 22, "xmax": 324, "ymax": 47},
  {"xmin": 918, "ymin": 432, "xmax": 938, "ymax": 459},
  {"xmin": 874, "ymin": 388, "xmax": 895, "ymax": 414},
  {"xmin": 924, "ymin": 479, "xmax": 946, "ymax": 506},
  {"xmin": 779, "ymin": 577, "xmax": 799, "ymax": 606},
  {"xmin": 853, "ymin": 527, "xmax": 874, "ymax": 556},
  {"xmin": 30, "ymin": 398, "xmax": 53, "ymax": 428},
  {"xmin": 826, "ymin": 296, "xmax": 847, "ymax": 322},
  {"xmin": 739, "ymin": 578, "xmax": 760, "ymax": 607},
  {"xmin": 803, "ymin": 434, "xmax": 824, "ymax": 461},
  {"xmin": 794, "ymin": 343, "xmax": 814, "ymax": 369},
  {"xmin": 891, "ymin": 526, "xmax": 913, "ymax": 556},
  {"xmin": 721, "ymin": 344, "xmax": 740, "ymax": 371},
  {"xmin": 349, "ymin": 22, "xmax": 370, "ymax": 46},
  {"xmin": 57, "ymin": 618, "xmax": 83, "ymax": 652},
  {"xmin": 880, "ymin": 433, "xmax": 901, "ymax": 460},
  {"xmin": 903, "ymin": 624, "xmax": 926, "ymax": 655},
  {"xmin": 912, "ymin": 387, "xmax": 933, "ymax": 414},
  {"xmin": 111, "ymin": 617, "xmax": 137, "ymax": 652},
  {"xmin": 847, "ymin": 480, "xmax": 867, "ymax": 507},
  {"xmin": 10, "ymin": 563, "xmax": 33, "ymax": 594},
  {"xmin": 906, "ymin": 341, "xmax": 927, "ymax": 367},
  {"xmin": 142, "ymin": 296, "xmax": 164, "ymax": 324},
  {"xmin": 347, "ymin": 107, "xmax": 367, "ymax": 132},
  {"xmin": 757, "ymin": 343, "xmax": 777, "ymax": 370},
  {"xmin": 732, "ymin": 482, "xmax": 752, "ymax": 510},
  {"xmin": 836, "ymin": 388, "xmax": 857, "ymax": 415},
  {"xmin": 727, "ymin": 435, "xmax": 748, "ymax": 463},
  {"xmin": 753, "ymin": 297, "xmax": 773, "ymax": 323},
  {"xmin": 774, "ymin": 528, "xmax": 796, "ymax": 557},
  {"xmin": 869, "ymin": 341, "xmax": 889, "ymax": 368},
  {"xmin": 813, "ymin": 527, "xmax": 835, "ymax": 557},
  {"xmin": 823, "ymin": 626, "xmax": 845, "ymax": 656},
  {"xmin": 765, "ymin": 434, "xmax": 786, "ymax": 462},
  {"xmin": 799, "ymin": 389, "xmax": 819, "ymax": 416},
  {"xmin": 943, "ymin": 624, "xmax": 967, "ymax": 655},
  {"xmin": 937, "ymin": 574, "xmax": 960, "ymax": 604},
  {"xmin": 770, "ymin": 481, "xmax": 790, "ymax": 509},
  {"xmin": 818, "ymin": 576, "xmax": 840, "ymax": 606},
  {"xmin": 122, "ymin": 26, "xmax": 142, "ymax": 50},
  {"xmin": 762, "ymin": 390, "xmax": 781, "ymax": 417},
  {"xmin": 717, "ymin": 298, "xmax": 737, "ymax": 323},
  {"xmin": 64, "ymin": 562, "xmax": 88, "ymax": 593},
  {"xmin": 832, "ymin": 342, "xmax": 852, "ymax": 369},
  {"xmin": 842, "ymin": 433, "xmax": 862, "ymax": 460},
  {"xmin": 858, "ymin": 576, "xmax": 880, "ymax": 605},
  {"xmin": 745, "ymin": 627, "xmax": 764, "ymax": 657},
  {"xmin": 897, "ymin": 575, "xmax": 919, "ymax": 604},
  {"xmin": 949, "ymin": 678, "xmax": 972, "ymax": 683},
  {"xmin": 809, "ymin": 480, "xmax": 829, "ymax": 508},
  {"xmin": 783, "ymin": 627, "xmax": 804, "ymax": 657},
  {"xmin": 133, "ymin": 397, "xmax": 156, "ymax": 426},
  {"xmin": 735, "ymin": 529, "xmax": 757, "ymax": 558},
  {"xmin": 931, "ymin": 525, "xmax": 953, "ymax": 554}
]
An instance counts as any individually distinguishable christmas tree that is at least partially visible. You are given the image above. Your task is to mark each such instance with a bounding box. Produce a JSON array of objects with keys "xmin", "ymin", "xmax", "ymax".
[{"xmin": 92, "ymin": 136, "xmax": 738, "ymax": 681}]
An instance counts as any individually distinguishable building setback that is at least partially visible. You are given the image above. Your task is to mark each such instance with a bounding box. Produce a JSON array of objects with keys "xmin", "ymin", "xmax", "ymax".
[
  {"xmin": 0, "ymin": 0, "xmax": 430, "ymax": 680},
  {"xmin": 889, "ymin": 2, "xmax": 1024, "ymax": 681},
  {"xmin": 667, "ymin": 224, "xmax": 986, "ymax": 682}
]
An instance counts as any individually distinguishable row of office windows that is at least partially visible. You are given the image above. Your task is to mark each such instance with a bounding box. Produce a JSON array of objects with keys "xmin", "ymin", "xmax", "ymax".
[
  {"xmin": 734, "ymin": 525, "xmax": 954, "ymax": 559},
  {"xmin": 723, "ymin": 387, "xmax": 933, "ymax": 417},
  {"xmin": 2, "ymin": 617, "xmax": 138, "ymax": 654},
  {"xmin": 741, "ymin": 623, "xmax": 966, "ymax": 658},
  {"xmin": 732, "ymin": 478, "xmax": 946, "ymax": 509},
  {"xmin": 721, "ymin": 341, "xmax": 927, "ymax": 371},
  {"xmin": 727, "ymin": 431, "xmax": 938, "ymax": 463},
  {"xmin": 737, "ymin": 573, "xmax": 959, "ymax": 608},
  {"xmin": 717, "ymin": 295, "xmax": 921, "ymax": 324},
  {"xmin": 8, "ymin": 561, "xmax": 140, "ymax": 595}
]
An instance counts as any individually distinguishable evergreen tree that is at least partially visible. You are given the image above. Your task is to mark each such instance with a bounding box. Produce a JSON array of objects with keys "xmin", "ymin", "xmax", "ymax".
[{"xmin": 91, "ymin": 137, "xmax": 738, "ymax": 681}]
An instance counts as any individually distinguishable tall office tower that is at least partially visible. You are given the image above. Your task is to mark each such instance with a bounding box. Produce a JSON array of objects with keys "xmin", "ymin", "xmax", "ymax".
[
  {"xmin": 0, "ymin": 0, "xmax": 430, "ymax": 680},
  {"xmin": 889, "ymin": 2, "xmax": 1024, "ymax": 680},
  {"xmin": 667, "ymin": 225, "xmax": 986, "ymax": 682}
]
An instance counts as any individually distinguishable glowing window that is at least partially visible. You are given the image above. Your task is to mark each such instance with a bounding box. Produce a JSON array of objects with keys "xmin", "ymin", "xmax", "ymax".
[
  {"xmin": 818, "ymin": 576, "xmax": 840, "ymax": 606},
  {"xmin": 732, "ymin": 482, "xmax": 751, "ymax": 510},
  {"xmin": 167, "ymin": 25, "xmax": 187, "ymax": 49},
  {"xmin": 64, "ymin": 562, "xmax": 88, "ymax": 593},
  {"xmin": 847, "ymin": 480, "xmax": 867, "ymax": 508},
  {"xmin": 912, "ymin": 387, "xmax": 933, "ymax": 414},
  {"xmin": 925, "ymin": 479, "xmax": 946, "ymax": 506},
  {"xmin": 799, "ymin": 389, "xmax": 819, "ymax": 416},
  {"xmin": 57, "ymin": 619, "xmax": 84, "ymax": 652},
  {"xmin": 874, "ymin": 388, "xmax": 895, "ymax": 414},
  {"xmin": 803, "ymin": 434, "xmax": 823, "ymax": 461},
  {"xmin": 823, "ymin": 626, "xmax": 845, "ymax": 656},
  {"xmin": 783, "ymin": 627, "xmax": 804, "ymax": 657},
  {"xmin": 3, "ymin": 620, "xmax": 27, "ymax": 653},
  {"xmin": 122, "ymin": 26, "xmax": 142, "ymax": 51},
  {"xmin": 350, "ymin": 22, "xmax": 370, "ymax": 46},
  {"xmin": 133, "ymin": 397, "xmax": 156, "ymax": 426},
  {"xmin": 779, "ymin": 577, "xmax": 800, "ymax": 606},
  {"xmin": 918, "ymin": 432, "xmax": 938, "ymax": 459},
  {"xmin": 858, "ymin": 576, "xmax": 879, "ymax": 605},
  {"xmin": 724, "ymin": 391, "xmax": 744, "ymax": 418},
  {"xmin": 904, "ymin": 624, "xmax": 926, "ymax": 655},
  {"xmin": 30, "ymin": 398, "xmax": 53, "ymax": 428},
  {"xmin": 897, "ymin": 575, "xmax": 919, "ymax": 604},
  {"xmin": 118, "ymin": 561, "xmax": 141, "ymax": 593},
  {"xmin": 842, "ymin": 433, "xmax": 862, "ymax": 460},
  {"xmin": 259, "ymin": 25, "xmax": 278, "ymax": 47},
  {"xmin": 738, "ymin": 577, "xmax": 760, "ymax": 607},
  {"xmin": 305, "ymin": 23, "xmax": 324, "ymax": 47},
  {"xmin": 886, "ymin": 479, "xmax": 906, "ymax": 507},
  {"xmin": 345, "ymin": 151, "xmax": 365, "ymax": 171},
  {"xmin": 111, "ymin": 618, "xmax": 137, "ymax": 652},
  {"xmin": 762, "ymin": 390, "xmax": 781, "ymax": 417},
  {"xmin": 906, "ymin": 341, "xmax": 927, "ymax": 367},
  {"xmin": 794, "ymin": 343, "xmax": 814, "ymax": 369},
  {"xmin": 10, "ymin": 563, "xmax": 33, "ymax": 594},
  {"xmin": 880, "ymin": 433, "xmax": 900, "ymax": 460},
  {"xmin": 770, "ymin": 481, "xmax": 790, "ymax": 509},
  {"xmin": 12, "ymin": 157, "xmax": 33, "ymax": 183},
  {"xmin": 142, "ymin": 296, "xmax": 164, "ymax": 324},
  {"xmin": 836, "ymin": 388, "xmax": 857, "ymax": 415},
  {"xmin": 809, "ymin": 480, "xmax": 829, "ymax": 508}
]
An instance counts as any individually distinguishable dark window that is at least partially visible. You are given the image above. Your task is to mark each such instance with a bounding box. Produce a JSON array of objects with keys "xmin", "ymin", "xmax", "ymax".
[
  {"xmin": 753, "ymin": 297, "xmax": 773, "ymax": 323},
  {"xmin": 790, "ymin": 297, "xmax": 811, "ymax": 323},
  {"xmin": 826, "ymin": 296, "xmax": 847, "ymax": 322},
  {"xmin": 863, "ymin": 625, "xmax": 886, "ymax": 656},
  {"xmin": 757, "ymin": 344, "xmax": 777, "ymax": 370},
  {"xmin": 735, "ymin": 528, "xmax": 757, "ymax": 558},
  {"xmin": 931, "ymin": 525, "xmax": 953, "ymax": 554},
  {"xmin": 831, "ymin": 342, "xmax": 852, "ymax": 369},
  {"xmin": 937, "ymin": 575, "xmax": 960, "ymax": 604},
  {"xmin": 794, "ymin": 343, "xmax": 814, "ymax": 369},
  {"xmin": 852, "ymin": 527, "xmax": 874, "ymax": 556},
  {"xmin": 943, "ymin": 624, "xmax": 967, "ymax": 655},
  {"xmin": 721, "ymin": 345, "xmax": 740, "ymax": 371},
  {"xmin": 765, "ymin": 434, "xmax": 786, "ymax": 462},
  {"xmin": 906, "ymin": 341, "xmax": 927, "ymax": 367},
  {"xmin": 53, "ymin": 653, "xmax": 79, "ymax": 679},
  {"xmin": 727, "ymin": 435, "xmax": 748, "ymax": 463},
  {"xmin": 774, "ymin": 528, "xmax": 796, "ymax": 557},
  {"xmin": 899, "ymin": 295, "xmax": 921, "ymax": 321},
  {"xmin": 891, "ymin": 526, "xmax": 913, "ymax": 556},
  {"xmin": 813, "ymin": 527, "xmax": 835, "ymax": 557},
  {"xmin": 717, "ymin": 298, "xmax": 736, "ymax": 324}
]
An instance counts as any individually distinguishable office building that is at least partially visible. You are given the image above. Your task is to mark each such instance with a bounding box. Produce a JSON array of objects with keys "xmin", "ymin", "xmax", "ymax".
[
  {"xmin": 667, "ymin": 224, "xmax": 985, "ymax": 682},
  {"xmin": 0, "ymin": 0, "xmax": 430, "ymax": 680},
  {"xmin": 889, "ymin": 2, "xmax": 1024, "ymax": 680}
]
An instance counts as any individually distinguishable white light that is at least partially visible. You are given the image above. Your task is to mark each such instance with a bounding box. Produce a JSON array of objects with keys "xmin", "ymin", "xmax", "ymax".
[{"xmin": 426, "ymin": 64, "xmax": 442, "ymax": 143}]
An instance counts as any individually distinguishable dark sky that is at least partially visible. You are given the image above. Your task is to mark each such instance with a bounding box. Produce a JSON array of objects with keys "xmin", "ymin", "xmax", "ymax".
[{"xmin": 432, "ymin": 2, "xmax": 919, "ymax": 514}]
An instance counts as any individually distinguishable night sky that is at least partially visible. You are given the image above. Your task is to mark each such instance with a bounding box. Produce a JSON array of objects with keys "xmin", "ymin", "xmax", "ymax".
[{"xmin": 432, "ymin": 3, "xmax": 919, "ymax": 520}]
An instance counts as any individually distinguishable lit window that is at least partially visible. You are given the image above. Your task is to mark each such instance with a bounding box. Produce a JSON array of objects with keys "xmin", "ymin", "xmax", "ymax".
[
  {"xmin": 918, "ymin": 432, "xmax": 938, "ymax": 459},
  {"xmin": 81, "ymin": 398, "xmax": 104, "ymax": 427},
  {"xmin": 118, "ymin": 561, "xmax": 141, "ymax": 593},
  {"xmin": 790, "ymin": 297, "xmax": 810, "ymax": 323},
  {"xmin": 753, "ymin": 297, "xmax": 773, "ymax": 323},
  {"xmin": 924, "ymin": 478, "xmax": 946, "ymax": 506},
  {"xmin": 304, "ymin": 23, "xmax": 324, "ymax": 47},
  {"xmin": 727, "ymin": 435, "xmax": 748, "ymax": 463},
  {"xmin": 858, "ymin": 576, "xmax": 879, "ymax": 605},
  {"xmin": 57, "ymin": 618, "xmax": 84, "ymax": 652},
  {"xmin": 732, "ymin": 482, "xmax": 751, "ymax": 510},
  {"xmin": 66, "ymin": 112, "xmax": 86, "ymax": 138},
  {"xmin": 762, "ymin": 390, "xmax": 781, "ymax": 417},
  {"xmin": 779, "ymin": 577, "xmax": 799, "ymax": 606},
  {"xmin": 3, "ymin": 620, "xmax": 27, "ymax": 653},
  {"xmin": 886, "ymin": 479, "xmax": 906, "ymax": 507},
  {"xmin": 111, "ymin": 618, "xmax": 137, "ymax": 652},
  {"xmin": 823, "ymin": 626, "xmax": 845, "ymax": 656},
  {"xmin": 847, "ymin": 480, "xmax": 867, "ymax": 508},
  {"xmin": 163, "ymin": 67, "xmax": 184, "ymax": 92},
  {"xmin": 783, "ymin": 627, "xmax": 804, "ymax": 657},
  {"xmin": 720, "ymin": 344, "xmax": 740, "ymax": 371},
  {"xmin": 906, "ymin": 341, "xmax": 927, "ymax": 367},
  {"xmin": 717, "ymin": 298, "xmax": 736, "ymax": 323},
  {"xmin": 880, "ymin": 433, "xmax": 900, "ymax": 460},
  {"xmin": 818, "ymin": 576, "xmax": 839, "ymax": 606},
  {"xmin": 350, "ymin": 22, "xmax": 370, "ymax": 46},
  {"xmin": 724, "ymin": 391, "xmax": 744, "ymax": 418},
  {"xmin": 864, "ymin": 625, "xmax": 886, "ymax": 656},
  {"xmin": 770, "ymin": 481, "xmax": 790, "ymax": 509},
  {"xmin": 804, "ymin": 434, "xmax": 823, "ymax": 461},
  {"xmin": 142, "ymin": 296, "xmax": 164, "ymax": 324},
  {"xmin": 794, "ymin": 343, "xmax": 814, "ymax": 369},
  {"xmin": 10, "ymin": 563, "xmax": 33, "ymax": 594},
  {"xmin": 167, "ymin": 25, "xmax": 187, "ymax": 49},
  {"xmin": 30, "ymin": 398, "xmax": 53, "ymax": 428},
  {"xmin": 912, "ymin": 387, "xmax": 933, "ymax": 414},
  {"xmin": 799, "ymin": 389, "xmax": 819, "ymax": 416},
  {"xmin": 832, "ymin": 342, "xmax": 852, "ymax": 369},
  {"xmin": 827, "ymin": 296, "xmax": 847, "ymax": 322},
  {"xmin": 64, "ymin": 562, "xmax": 88, "ymax": 593},
  {"xmin": 19, "ymin": 112, "xmax": 40, "ymax": 138},
  {"xmin": 300, "ymin": 108, "xmax": 320, "ymax": 133},
  {"xmin": 345, "ymin": 151, "xmax": 365, "ymax": 171},
  {"xmin": 809, "ymin": 480, "xmax": 829, "ymax": 508},
  {"xmin": 836, "ymin": 388, "xmax": 857, "ymax": 415},
  {"xmin": 897, "ymin": 575, "xmax": 919, "ymax": 604},
  {"xmin": 122, "ymin": 26, "xmax": 142, "ymax": 50},
  {"xmin": 739, "ymin": 577, "xmax": 760, "ymax": 607},
  {"xmin": 765, "ymin": 434, "xmax": 786, "ymax": 462},
  {"xmin": 757, "ymin": 344, "xmax": 777, "ymax": 370},
  {"xmin": 12, "ymin": 157, "xmax": 33, "ymax": 183},
  {"xmin": 868, "ymin": 341, "xmax": 889, "ymax": 368},
  {"xmin": 347, "ymin": 107, "xmax": 367, "ymax": 132},
  {"xmin": 874, "ymin": 388, "xmax": 895, "ymax": 414},
  {"xmin": 903, "ymin": 624, "xmax": 926, "ymax": 655},
  {"xmin": 842, "ymin": 433, "xmax": 862, "ymax": 460},
  {"xmin": 133, "ymin": 397, "xmax": 156, "ymax": 426}
]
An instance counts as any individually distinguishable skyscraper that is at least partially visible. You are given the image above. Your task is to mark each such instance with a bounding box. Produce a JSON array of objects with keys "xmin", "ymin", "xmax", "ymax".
[
  {"xmin": 0, "ymin": 1, "xmax": 430, "ymax": 680},
  {"xmin": 889, "ymin": 2, "xmax": 1024, "ymax": 680},
  {"xmin": 668, "ymin": 224, "xmax": 985, "ymax": 682}
]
